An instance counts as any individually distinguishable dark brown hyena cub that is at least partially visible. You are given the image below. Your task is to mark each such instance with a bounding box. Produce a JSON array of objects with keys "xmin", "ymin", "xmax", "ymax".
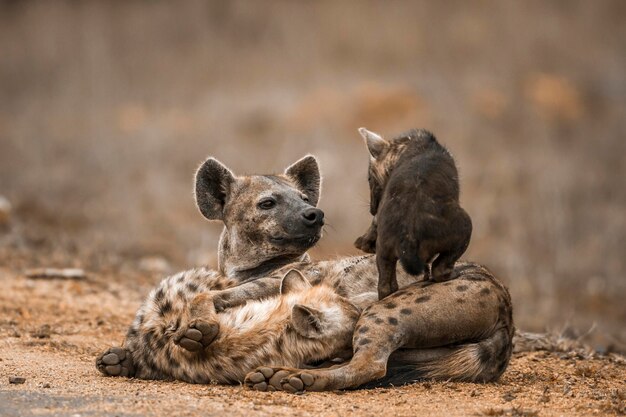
[{"xmin": 354, "ymin": 127, "xmax": 472, "ymax": 299}]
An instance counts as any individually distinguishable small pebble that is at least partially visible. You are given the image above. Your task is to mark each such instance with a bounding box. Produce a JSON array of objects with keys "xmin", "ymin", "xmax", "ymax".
[{"xmin": 9, "ymin": 377, "xmax": 26, "ymax": 384}]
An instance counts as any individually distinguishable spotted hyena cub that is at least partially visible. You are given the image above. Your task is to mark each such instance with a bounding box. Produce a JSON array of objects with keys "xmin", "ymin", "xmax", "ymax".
[{"xmin": 354, "ymin": 128, "xmax": 472, "ymax": 299}]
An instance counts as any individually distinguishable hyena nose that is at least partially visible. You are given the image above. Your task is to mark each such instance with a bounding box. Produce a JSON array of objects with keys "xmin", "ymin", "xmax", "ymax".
[{"xmin": 302, "ymin": 208, "xmax": 324, "ymax": 227}]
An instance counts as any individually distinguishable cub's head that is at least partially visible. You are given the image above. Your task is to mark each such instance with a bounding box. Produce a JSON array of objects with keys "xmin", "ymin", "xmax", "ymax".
[
  {"xmin": 279, "ymin": 270, "xmax": 376, "ymax": 352},
  {"xmin": 358, "ymin": 127, "xmax": 435, "ymax": 215},
  {"xmin": 195, "ymin": 156, "xmax": 324, "ymax": 271}
]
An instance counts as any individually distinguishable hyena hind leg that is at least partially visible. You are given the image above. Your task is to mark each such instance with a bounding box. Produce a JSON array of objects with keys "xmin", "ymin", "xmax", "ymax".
[
  {"xmin": 432, "ymin": 210, "xmax": 472, "ymax": 281},
  {"xmin": 175, "ymin": 293, "xmax": 220, "ymax": 353},
  {"xmin": 431, "ymin": 242, "xmax": 468, "ymax": 282}
]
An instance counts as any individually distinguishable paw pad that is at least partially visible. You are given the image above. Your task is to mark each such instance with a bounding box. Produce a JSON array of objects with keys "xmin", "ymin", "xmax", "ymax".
[
  {"xmin": 176, "ymin": 320, "xmax": 219, "ymax": 352},
  {"xmin": 96, "ymin": 347, "xmax": 134, "ymax": 377}
]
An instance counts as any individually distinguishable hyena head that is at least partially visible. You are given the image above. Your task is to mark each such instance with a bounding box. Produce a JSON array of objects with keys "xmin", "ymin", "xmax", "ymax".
[
  {"xmin": 279, "ymin": 270, "xmax": 363, "ymax": 353},
  {"xmin": 195, "ymin": 155, "xmax": 324, "ymax": 279},
  {"xmin": 358, "ymin": 127, "xmax": 436, "ymax": 215}
]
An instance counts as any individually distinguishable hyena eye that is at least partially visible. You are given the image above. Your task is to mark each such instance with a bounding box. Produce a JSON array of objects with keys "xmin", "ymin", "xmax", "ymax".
[
  {"xmin": 258, "ymin": 198, "xmax": 276, "ymax": 210},
  {"xmin": 302, "ymin": 195, "xmax": 310, "ymax": 203}
]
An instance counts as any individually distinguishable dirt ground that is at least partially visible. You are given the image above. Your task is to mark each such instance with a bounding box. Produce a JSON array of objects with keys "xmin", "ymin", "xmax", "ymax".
[
  {"xmin": 1, "ymin": 3, "xmax": 625, "ymax": 416},
  {"xmin": 1, "ymin": 262, "xmax": 624, "ymax": 417}
]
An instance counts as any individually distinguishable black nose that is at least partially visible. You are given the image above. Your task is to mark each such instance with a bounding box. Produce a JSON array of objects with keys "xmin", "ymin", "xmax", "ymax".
[{"xmin": 302, "ymin": 208, "xmax": 324, "ymax": 227}]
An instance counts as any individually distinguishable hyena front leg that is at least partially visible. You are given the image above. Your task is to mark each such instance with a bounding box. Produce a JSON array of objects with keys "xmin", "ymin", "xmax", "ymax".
[
  {"xmin": 212, "ymin": 277, "xmax": 281, "ymax": 311},
  {"xmin": 376, "ymin": 250, "xmax": 399, "ymax": 300},
  {"xmin": 354, "ymin": 217, "xmax": 377, "ymax": 254}
]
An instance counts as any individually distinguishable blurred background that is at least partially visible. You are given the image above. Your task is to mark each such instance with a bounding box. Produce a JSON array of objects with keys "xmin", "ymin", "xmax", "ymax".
[{"xmin": 0, "ymin": 1, "xmax": 624, "ymax": 351}]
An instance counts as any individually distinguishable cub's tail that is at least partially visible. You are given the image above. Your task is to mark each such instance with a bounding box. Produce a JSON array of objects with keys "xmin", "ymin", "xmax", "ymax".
[{"xmin": 398, "ymin": 255, "xmax": 425, "ymax": 276}]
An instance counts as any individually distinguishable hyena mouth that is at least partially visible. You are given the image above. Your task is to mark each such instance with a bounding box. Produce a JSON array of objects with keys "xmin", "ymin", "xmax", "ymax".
[{"xmin": 270, "ymin": 233, "xmax": 321, "ymax": 247}]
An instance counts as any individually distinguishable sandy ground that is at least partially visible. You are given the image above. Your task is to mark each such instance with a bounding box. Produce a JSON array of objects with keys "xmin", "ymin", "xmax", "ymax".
[{"xmin": 0, "ymin": 266, "xmax": 624, "ymax": 417}]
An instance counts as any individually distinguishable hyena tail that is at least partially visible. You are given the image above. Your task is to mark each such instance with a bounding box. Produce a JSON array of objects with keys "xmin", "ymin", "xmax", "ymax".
[
  {"xmin": 367, "ymin": 326, "xmax": 513, "ymax": 387},
  {"xmin": 398, "ymin": 254, "xmax": 425, "ymax": 276}
]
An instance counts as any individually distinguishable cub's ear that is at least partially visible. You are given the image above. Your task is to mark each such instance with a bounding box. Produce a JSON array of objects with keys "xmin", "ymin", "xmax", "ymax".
[
  {"xmin": 284, "ymin": 155, "xmax": 321, "ymax": 206},
  {"xmin": 195, "ymin": 157, "xmax": 236, "ymax": 221},
  {"xmin": 291, "ymin": 304, "xmax": 323, "ymax": 338},
  {"xmin": 358, "ymin": 127, "xmax": 388, "ymax": 160},
  {"xmin": 280, "ymin": 269, "xmax": 312, "ymax": 295}
]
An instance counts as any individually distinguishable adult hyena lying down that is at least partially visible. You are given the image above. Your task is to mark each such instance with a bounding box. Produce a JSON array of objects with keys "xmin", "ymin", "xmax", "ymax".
[
  {"xmin": 97, "ymin": 155, "xmax": 514, "ymax": 389},
  {"xmin": 98, "ymin": 269, "xmax": 366, "ymax": 384}
]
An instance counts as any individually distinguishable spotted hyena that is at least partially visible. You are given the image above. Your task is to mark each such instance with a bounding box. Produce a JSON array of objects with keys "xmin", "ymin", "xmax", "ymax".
[
  {"xmin": 99, "ymin": 269, "xmax": 365, "ymax": 384},
  {"xmin": 97, "ymin": 154, "xmax": 513, "ymax": 390},
  {"xmin": 354, "ymin": 127, "xmax": 473, "ymax": 298}
]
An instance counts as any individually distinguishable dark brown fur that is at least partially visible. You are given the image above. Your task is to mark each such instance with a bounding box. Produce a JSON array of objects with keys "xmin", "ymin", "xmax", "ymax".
[{"xmin": 355, "ymin": 128, "xmax": 472, "ymax": 298}]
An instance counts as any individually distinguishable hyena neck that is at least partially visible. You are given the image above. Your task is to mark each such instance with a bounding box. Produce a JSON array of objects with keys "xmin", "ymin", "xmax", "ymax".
[{"xmin": 217, "ymin": 229, "xmax": 311, "ymax": 282}]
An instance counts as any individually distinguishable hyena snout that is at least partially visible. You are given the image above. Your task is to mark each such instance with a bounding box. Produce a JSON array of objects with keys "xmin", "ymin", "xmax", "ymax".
[{"xmin": 302, "ymin": 208, "xmax": 324, "ymax": 227}]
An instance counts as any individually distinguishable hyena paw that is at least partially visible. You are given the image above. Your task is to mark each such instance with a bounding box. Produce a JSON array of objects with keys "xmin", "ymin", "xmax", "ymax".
[
  {"xmin": 354, "ymin": 235, "xmax": 376, "ymax": 254},
  {"xmin": 175, "ymin": 319, "xmax": 219, "ymax": 352},
  {"xmin": 431, "ymin": 266, "xmax": 454, "ymax": 282},
  {"xmin": 280, "ymin": 370, "xmax": 330, "ymax": 393},
  {"xmin": 96, "ymin": 346, "xmax": 134, "ymax": 377},
  {"xmin": 245, "ymin": 367, "xmax": 328, "ymax": 393},
  {"xmin": 245, "ymin": 367, "xmax": 296, "ymax": 392},
  {"xmin": 212, "ymin": 292, "xmax": 234, "ymax": 312}
]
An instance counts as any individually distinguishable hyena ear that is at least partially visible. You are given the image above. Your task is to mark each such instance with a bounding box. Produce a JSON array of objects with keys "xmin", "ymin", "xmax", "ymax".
[
  {"xmin": 358, "ymin": 127, "xmax": 388, "ymax": 160},
  {"xmin": 291, "ymin": 304, "xmax": 324, "ymax": 339},
  {"xmin": 350, "ymin": 292, "xmax": 379, "ymax": 311},
  {"xmin": 195, "ymin": 157, "xmax": 236, "ymax": 221},
  {"xmin": 280, "ymin": 269, "xmax": 312, "ymax": 295},
  {"xmin": 284, "ymin": 155, "xmax": 321, "ymax": 206}
]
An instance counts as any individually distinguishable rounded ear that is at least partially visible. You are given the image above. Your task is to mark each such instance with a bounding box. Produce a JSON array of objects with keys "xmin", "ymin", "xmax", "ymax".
[
  {"xmin": 280, "ymin": 269, "xmax": 312, "ymax": 295},
  {"xmin": 284, "ymin": 155, "xmax": 321, "ymax": 206},
  {"xmin": 291, "ymin": 304, "xmax": 323, "ymax": 339},
  {"xmin": 195, "ymin": 157, "xmax": 236, "ymax": 221},
  {"xmin": 358, "ymin": 127, "xmax": 388, "ymax": 160}
]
